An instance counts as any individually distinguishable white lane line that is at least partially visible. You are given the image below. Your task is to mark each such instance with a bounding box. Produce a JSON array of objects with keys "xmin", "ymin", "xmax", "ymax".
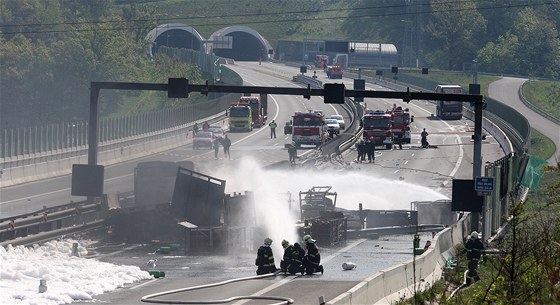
[
  {"xmin": 0, "ymin": 173, "xmax": 134, "ymax": 205},
  {"xmin": 404, "ymin": 160, "xmax": 409, "ymax": 165},
  {"xmin": 130, "ymin": 278, "xmax": 159, "ymax": 290},
  {"xmin": 407, "ymin": 100, "xmax": 464, "ymax": 190},
  {"xmin": 394, "ymin": 170, "xmax": 400, "ymax": 174}
]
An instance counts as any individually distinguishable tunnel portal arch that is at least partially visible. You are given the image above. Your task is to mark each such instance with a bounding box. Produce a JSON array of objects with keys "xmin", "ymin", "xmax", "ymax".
[
  {"xmin": 146, "ymin": 23, "xmax": 206, "ymax": 57},
  {"xmin": 209, "ymin": 26, "xmax": 272, "ymax": 61}
]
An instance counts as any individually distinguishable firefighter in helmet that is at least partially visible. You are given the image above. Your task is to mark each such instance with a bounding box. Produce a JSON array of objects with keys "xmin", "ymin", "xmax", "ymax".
[
  {"xmin": 464, "ymin": 231, "xmax": 485, "ymax": 285},
  {"xmin": 280, "ymin": 240, "xmax": 305, "ymax": 275},
  {"xmin": 302, "ymin": 235, "xmax": 324, "ymax": 275},
  {"xmin": 255, "ymin": 237, "xmax": 278, "ymax": 275}
]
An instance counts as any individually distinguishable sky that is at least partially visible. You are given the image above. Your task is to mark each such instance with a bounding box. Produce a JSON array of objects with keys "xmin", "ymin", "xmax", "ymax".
[{"xmin": 1, "ymin": 239, "xmax": 152, "ymax": 305}]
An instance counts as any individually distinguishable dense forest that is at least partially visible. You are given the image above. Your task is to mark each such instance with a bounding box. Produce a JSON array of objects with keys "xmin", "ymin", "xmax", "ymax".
[{"xmin": 1, "ymin": 0, "xmax": 559, "ymax": 128}]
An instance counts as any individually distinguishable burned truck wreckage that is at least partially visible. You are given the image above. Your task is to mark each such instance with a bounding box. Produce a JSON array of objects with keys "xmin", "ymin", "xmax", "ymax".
[{"xmin": 104, "ymin": 162, "xmax": 452, "ymax": 253}]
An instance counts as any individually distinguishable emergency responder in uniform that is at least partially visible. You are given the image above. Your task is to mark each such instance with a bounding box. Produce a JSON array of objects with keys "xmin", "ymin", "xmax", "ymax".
[
  {"xmin": 356, "ymin": 140, "xmax": 366, "ymax": 163},
  {"xmin": 269, "ymin": 120, "xmax": 277, "ymax": 138},
  {"xmin": 421, "ymin": 128, "xmax": 429, "ymax": 148},
  {"xmin": 288, "ymin": 142, "xmax": 297, "ymax": 164},
  {"xmin": 222, "ymin": 134, "xmax": 231, "ymax": 159},
  {"xmin": 280, "ymin": 240, "xmax": 292, "ymax": 273},
  {"xmin": 365, "ymin": 136, "xmax": 375, "ymax": 163},
  {"xmin": 302, "ymin": 235, "xmax": 324, "ymax": 275},
  {"xmin": 464, "ymin": 231, "xmax": 485, "ymax": 285},
  {"xmin": 256, "ymin": 237, "xmax": 278, "ymax": 275},
  {"xmin": 290, "ymin": 242, "xmax": 305, "ymax": 275},
  {"xmin": 281, "ymin": 240, "xmax": 304, "ymax": 275},
  {"xmin": 212, "ymin": 137, "xmax": 220, "ymax": 159}
]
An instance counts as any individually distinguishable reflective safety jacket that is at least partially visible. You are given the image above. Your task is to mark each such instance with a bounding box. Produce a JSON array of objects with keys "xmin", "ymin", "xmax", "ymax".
[
  {"xmin": 305, "ymin": 242, "xmax": 321, "ymax": 266},
  {"xmin": 256, "ymin": 245, "xmax": 276, "ymax": 267},
  {"xmin": 465, "ymin": 238, "xmax": 484, "ymax": 261}
]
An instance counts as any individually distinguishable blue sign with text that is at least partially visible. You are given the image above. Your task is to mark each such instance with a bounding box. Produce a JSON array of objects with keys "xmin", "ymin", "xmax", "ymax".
[{"xmin": 475, "ymin": 177, "xmax": 495, "ymax": 192}]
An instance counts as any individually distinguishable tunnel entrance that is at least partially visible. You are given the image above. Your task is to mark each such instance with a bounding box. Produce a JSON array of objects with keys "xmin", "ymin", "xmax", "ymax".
[
  {"xmin": 146, "ymin": 23, "xmax": 205, "ymax": 57},
  {"xmin": 213, "ymin": 31, "xmax": 267, "ymax": 61},
  {"xmin": 153, "ymin": 29, "xmax": 202, "ymax": 52},
  {"xmin": 209, "ymin": 25, "xmax": 272, "ymax": 62}
]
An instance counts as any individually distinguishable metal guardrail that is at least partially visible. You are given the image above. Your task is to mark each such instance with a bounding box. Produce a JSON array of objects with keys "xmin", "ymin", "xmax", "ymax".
[
  {"xmin": 0, "ymin": 199, "xmax": 107, "ymax": 246},
  {"xmin": 292, "ymin": 74, "xmax": 323, "ymax": 88},
  {"xmin": 519, "ymin": 81, "xmax": 560, "ymax": 125}
]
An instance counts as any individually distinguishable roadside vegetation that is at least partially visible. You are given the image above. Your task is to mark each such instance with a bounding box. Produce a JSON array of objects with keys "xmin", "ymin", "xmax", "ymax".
[
  {"xmin": 522, "ymin": 80, "xmax": 560, "ymax": 121},
  {"xmin": 530, "ymin": 128, "xmax": 557, "ymax": 161},
  {"xmin": 401, "ymin": 72, "xmax": 500, "ymax": 96},
  {"xmin": 396, "ymin": 165, "xmax": 560, "ymax": 305}
]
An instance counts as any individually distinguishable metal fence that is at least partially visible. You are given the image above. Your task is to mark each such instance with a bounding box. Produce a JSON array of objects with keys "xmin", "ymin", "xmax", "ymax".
[{"xmin": 0, "ymin": 47, "xmax": 242, "ymax": 164}]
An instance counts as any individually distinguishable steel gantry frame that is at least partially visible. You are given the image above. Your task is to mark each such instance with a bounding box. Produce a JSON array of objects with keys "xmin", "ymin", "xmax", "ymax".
[{"xmin": 82, "ymin": 79, "xmax": 485, "ymax": 231}]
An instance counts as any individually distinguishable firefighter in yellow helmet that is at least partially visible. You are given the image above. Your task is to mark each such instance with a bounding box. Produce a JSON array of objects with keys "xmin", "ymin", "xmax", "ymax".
[
  {"xmin": 255, "ymin": 237, "xmax": 278, "ymax": 275},
  {"xmin": 464, "ymin": 231, "xmax": 485, "ymax": 285},
  {"xmin": 302, "ymin": 235, "xmax": 324, "ymax": 275}
]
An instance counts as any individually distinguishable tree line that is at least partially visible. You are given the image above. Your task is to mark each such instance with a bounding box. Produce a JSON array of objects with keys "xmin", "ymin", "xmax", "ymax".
[
  {"xmin": 342, "ymin": 0, "xmax": 560, "ymax": 77},
  {"xmin": 0, "ymin": 0, "xmax": 204, "ymax": 129},
  {"xmin": 1, "ymin": 0, "xmax": 559, "ymax": 129}
]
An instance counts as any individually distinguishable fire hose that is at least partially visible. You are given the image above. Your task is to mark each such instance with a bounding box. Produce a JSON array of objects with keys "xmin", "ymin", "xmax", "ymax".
[{"xmin": 141, "ymin": 271, "xmax": 294, "ymax": 304}]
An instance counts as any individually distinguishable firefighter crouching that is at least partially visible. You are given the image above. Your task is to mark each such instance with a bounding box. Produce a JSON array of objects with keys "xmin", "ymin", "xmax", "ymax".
[
  {"xmin": 464, "ymin": 231, "xmax": 485, "ymax": 285},
  {"xmin": 280, "ymin": 240, "xmax": 305, "ymax": 275},
  {"xmin": 302, "ymin": 235, "xmax": 324, "ymax": 275},
  {"xmin": 256, "ymin": 238, "xmax": 278, "ymax": 275}
]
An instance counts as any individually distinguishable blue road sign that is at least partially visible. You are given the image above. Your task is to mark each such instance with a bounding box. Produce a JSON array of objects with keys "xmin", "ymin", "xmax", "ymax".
[{"xmin": 475, "ymin": 177, "xmax": 495, "ymax": 192}]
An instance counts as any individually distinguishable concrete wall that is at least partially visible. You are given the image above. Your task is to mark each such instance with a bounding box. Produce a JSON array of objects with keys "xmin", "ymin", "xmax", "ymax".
[
  {"xmin": 327, "ymin": 215, "xmax": 471, "ymax": 305},
  {"xmin": 1, "ymin": 115, "xmax": 228, "ymax": 187}
]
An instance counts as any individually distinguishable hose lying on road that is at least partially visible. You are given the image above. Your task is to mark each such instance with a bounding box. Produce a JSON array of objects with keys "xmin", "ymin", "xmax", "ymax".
[{"xmin": 141, "ymin": 271, "xmax": 294, "ymax": 304}]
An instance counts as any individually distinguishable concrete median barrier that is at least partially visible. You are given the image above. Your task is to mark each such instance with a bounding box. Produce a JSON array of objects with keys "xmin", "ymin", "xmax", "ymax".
[{"xmin": 328, "ymin": 215, "xmax": 471, "ymax": 305}]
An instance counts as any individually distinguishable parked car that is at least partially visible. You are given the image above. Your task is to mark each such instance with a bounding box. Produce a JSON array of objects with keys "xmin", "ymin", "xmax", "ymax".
[
  {"xmin": 193, "ymin": 131, "xmax": 213, "ymax": 150},
  {"xmin": 324, "ymin": 118, "xmax": 341, "ymax": 134},
  {"xmin": 328, "ymin": 114, "xmax": 345, "ymax": 130},
  {"xmin": 208, "ymin": 125, "xmax": 224, "ymax": 142}
]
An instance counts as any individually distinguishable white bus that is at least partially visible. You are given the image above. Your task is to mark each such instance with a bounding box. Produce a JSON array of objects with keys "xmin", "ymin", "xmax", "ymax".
[{"xmin": 435, "ymin": 84, "xmax": 464, "ymax": 120}]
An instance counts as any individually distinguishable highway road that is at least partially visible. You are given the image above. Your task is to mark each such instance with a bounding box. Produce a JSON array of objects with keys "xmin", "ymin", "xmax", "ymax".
[
  {"xmin": 488, "ymin": 77, "xmax": 560, "ymax": 165},
  {"xmin": 2, "ymin": 61, "xmax": 507, "ymax": 304}
]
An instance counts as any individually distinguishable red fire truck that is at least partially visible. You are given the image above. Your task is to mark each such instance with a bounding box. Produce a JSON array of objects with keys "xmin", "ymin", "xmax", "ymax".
[
  {"xmin": 389, "ymin": 105, "xmax": 413, "ymax": 144},
  {"xmin": 362, "ymin": 110, "xmax": 393, "ymax": 149},
  {"xmin": 291, "ymin": 111, "xmax": 325, "ymax": 148},
  {"xmin": 239, "ymin": 95, "xmax": 268, "ymax": 128},
  {"xmin": 326, "ymin": 65, "xmax": 343, "ymax": 79},
  {"xmin": 314, "ymin": 55, "xmax": 329, "ymax": 68}
]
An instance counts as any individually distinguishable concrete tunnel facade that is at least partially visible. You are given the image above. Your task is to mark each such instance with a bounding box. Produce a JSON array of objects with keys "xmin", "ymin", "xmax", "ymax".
[
  {"xmin": 146, "ymin": 24, "xmax": 273, "ymax": 61},
  {"xmin": 208, "ymin": 25, "xmax": 273, "ymax": 61},
  {"xmin": 145, "ymin": 23, "xmax": 206, "ymax": 57}
]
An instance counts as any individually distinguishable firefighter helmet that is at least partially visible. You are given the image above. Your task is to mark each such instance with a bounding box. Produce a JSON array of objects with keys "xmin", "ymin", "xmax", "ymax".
[
  {"xmin": 264, "ymin": 237, "xmax": 272, "ymax": 245},
  {"xmin": 303, "ymin": 235, "xmax": 315, "ymax": 243},
  {"xmin": 281, "ymin": 240, "xmax": 289, "ymax": 248},
  {"xmin": 470, "ymin": 231, "xmax": 479, "ymax": 239}
]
